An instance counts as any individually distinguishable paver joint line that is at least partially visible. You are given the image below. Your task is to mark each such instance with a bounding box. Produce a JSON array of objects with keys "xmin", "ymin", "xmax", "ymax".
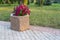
[{"xmin": 0, "ymin": 21, "xmax": 60, "ymax": 40}]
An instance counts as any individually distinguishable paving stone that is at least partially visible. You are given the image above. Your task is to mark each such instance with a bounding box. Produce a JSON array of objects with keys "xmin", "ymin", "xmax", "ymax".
[{"xmin": 0, "ymin": 21, "xmax": 60, "ymax": 40}]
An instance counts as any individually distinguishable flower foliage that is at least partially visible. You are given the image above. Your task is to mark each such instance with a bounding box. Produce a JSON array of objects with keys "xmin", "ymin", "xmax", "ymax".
[{"xmin": 14, "ymin": 4, "xmax": 30, "ymax": 16}]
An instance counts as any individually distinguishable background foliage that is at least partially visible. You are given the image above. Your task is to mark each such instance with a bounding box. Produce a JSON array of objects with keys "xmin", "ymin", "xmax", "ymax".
[{"xmin": 0, "ymin": 0, "xmax": 52, "ymax": 6}]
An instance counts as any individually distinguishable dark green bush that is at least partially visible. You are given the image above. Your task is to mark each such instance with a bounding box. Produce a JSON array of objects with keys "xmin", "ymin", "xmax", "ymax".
[{"xmin": 44, "ymin": 0, "xmax": 52, "ymax": 5}]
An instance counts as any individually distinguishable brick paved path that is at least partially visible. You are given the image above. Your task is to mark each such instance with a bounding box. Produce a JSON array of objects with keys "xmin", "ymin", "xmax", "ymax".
[{"xmin": 0, "ymin": 21, "xmax": 60, "ymax": 40}]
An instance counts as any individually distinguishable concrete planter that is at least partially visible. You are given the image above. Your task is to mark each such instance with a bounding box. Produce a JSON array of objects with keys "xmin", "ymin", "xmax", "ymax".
[{"xmin": 10, "ymin": 14, "xmax": 29, "ymax": 31}]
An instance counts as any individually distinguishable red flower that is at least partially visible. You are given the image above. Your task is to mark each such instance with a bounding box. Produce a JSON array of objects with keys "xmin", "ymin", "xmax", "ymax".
[{"xmin": 15, "ymin": 4, "xmax": 30, "ymax": 16}]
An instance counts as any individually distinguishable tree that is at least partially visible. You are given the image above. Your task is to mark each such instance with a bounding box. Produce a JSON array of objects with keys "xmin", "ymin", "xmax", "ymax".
[
  {"xmin": 0, "ymin": 0, "xmax": 2, "ymax": 4},
  {"xmin": 44, "ymin": 0, "xmax": 52, "ymax": 5},
  {"xmin": 40, "ymin": 0, "xmax": 44, "ymax": 6},
  {"xmin": 27, "ymin": 0, "xmax": 30, "ymax": 5},
  {"xmin": 35, "ymin": 0, "xmax": 44, "ymax": 6},
  {"xmin": 35, "ymin": 0, "xmax": 40, "ymax": 6},
  {"xmin": 2, "ymin": 0, "xmax": 11, "ymax": 4},
  {"xmin": 23, "ymin": 0, "xmax": 28, "ymax": 5},
  {"xmin": 31, "ymin": 0, "xmax": 34, "ymax": 3}
]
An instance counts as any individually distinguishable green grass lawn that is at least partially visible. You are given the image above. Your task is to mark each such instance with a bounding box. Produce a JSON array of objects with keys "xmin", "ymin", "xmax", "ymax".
[{"xmin": 0, "ymin": 4, "xmax": 60, "ymax": 29}]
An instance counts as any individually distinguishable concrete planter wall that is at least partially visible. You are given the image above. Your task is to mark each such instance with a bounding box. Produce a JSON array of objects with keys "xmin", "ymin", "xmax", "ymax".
[{"xmin": 10, "ymin": 14, "xmax": 29, "ymax": 31}]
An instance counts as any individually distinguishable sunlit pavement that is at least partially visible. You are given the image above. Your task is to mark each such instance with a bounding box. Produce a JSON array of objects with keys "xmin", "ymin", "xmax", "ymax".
[{"xmin": 0, "ymin": 21, "xmax": 60, "ymax": 40}]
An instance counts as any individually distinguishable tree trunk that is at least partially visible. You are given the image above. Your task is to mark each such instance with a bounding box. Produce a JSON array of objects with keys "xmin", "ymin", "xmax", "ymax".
[
  {"xmin": 40, "ymin": 0, "xmax": 44, "ymax": 6},
  {"xmin": 31, "ymin": 0, "xmax": 34, "ymax": 3},
  {"xmin": 23, "ymin": 0, "xmax": 28, "ymax": 5}
]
